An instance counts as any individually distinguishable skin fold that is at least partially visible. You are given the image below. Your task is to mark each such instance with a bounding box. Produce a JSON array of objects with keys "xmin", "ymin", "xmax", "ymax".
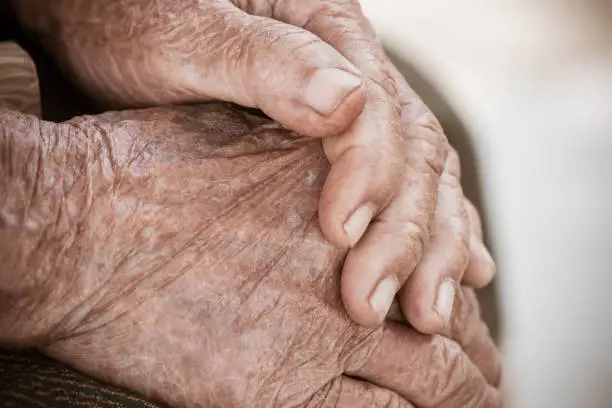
[
  {"xmin": 0, "ymin": 96, "xmax": 501, "ymax": 407},
  {"xmin": 11, "ymin": 0, "xmax": 497, "ymax": 332}
]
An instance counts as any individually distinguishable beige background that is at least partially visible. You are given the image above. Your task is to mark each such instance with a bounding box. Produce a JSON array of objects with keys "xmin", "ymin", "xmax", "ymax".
[{"xmin": 360, "ymin": 1, "xmax": 612, "ymax": 406}]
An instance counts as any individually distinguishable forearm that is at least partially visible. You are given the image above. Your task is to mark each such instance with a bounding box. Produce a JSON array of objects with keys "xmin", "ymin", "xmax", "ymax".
[{"xmin": 0, "ymin": 109, "xmax": 110, "ymax": 347}]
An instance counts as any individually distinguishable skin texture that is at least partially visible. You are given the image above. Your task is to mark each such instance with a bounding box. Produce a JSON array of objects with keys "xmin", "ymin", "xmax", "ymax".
[
  {"xmin": 12, "ymin": 0, "xmax": 497, "ymax": 332},
  {"xmin": 0, "ymin": 101, "xmax": 501, "ymax": 407}
]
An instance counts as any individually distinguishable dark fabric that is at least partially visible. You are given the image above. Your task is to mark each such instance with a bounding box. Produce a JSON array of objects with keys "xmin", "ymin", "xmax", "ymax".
[{"xmin": 0, "ymin": 348, "xmax": 166, "ymax": 408}]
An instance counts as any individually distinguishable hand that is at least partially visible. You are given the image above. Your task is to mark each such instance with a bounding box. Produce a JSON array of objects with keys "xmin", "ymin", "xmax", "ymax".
[
  {"xmin": 0, "ymin": 103, "xmax": 501, "ymax": 407},
  {"xmin": 13, "ymin": 0, "xmax": 496, "ymax": 331}
]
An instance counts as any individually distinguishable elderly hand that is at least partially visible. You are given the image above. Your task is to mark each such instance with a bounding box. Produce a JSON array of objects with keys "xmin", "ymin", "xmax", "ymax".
[
  {"xmin": 0, "ymin": 103, "xmax": 500, "ymax": 407},
  {"xmin": 13, "ymin": 0, "xmax": 496, "ymax": 332}
]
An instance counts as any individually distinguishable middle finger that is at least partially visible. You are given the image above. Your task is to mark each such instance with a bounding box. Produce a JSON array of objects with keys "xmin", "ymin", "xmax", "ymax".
[{"xmin": 399, "ymin": 147, "xmax": 471, "ymax": 334}]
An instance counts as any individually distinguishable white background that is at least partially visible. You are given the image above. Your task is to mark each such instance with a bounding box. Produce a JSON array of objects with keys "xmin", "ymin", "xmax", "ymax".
[{"xmin": 359, "ymin": 1, "xmax": 612, "ymax": 407}]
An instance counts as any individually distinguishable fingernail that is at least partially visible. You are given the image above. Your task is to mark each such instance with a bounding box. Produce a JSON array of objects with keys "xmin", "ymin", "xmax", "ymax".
[
  {"xmin": 344, "ymin": 204, "xmax": 374, "ymax": 247},
  {"xmin": 304, "ymin": 68, "xmax": 362, "ymax": 116},
  {"xmin": 435, "ymin": 279, "xmax": 456, "ymax": 324},
  {"xmin": 370, "ymin": 277, "xmax": 399, "ymax": 320}
]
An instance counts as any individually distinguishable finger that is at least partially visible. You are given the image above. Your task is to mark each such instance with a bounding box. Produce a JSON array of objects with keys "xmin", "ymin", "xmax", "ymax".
[
  {"xmin": 317, "ymin": 90, "xmax": 409, "ymax": 251},
  {"xmin": 447, "ymin": 287, "xmax": 502, "ymax": 386},
  {"xmin": 338, "ymin": 149, "xmax": 438, "ymax": 326},
  {"xmin": 43, "ymin": 1, "xmax": 367, "ymax": 137},
  {"xmin": 319, "ymin": 376, "xmax": 415, "ymax": 408},
  {"xmin": 398, "ymin": 148, "xmax": 470, "ymax": 334},
  {"xmin": 462, "ymin": 199, "xmax": 496, "ymax": 288},
  {"xmin": 268, "ymin": 0, "xmax": 451, "ymax": 326},
  {"xmin": 345, "ymin": 321, "xmax": 503, "ymax": 408},
  {"xmin": 266, "ymin": 0, "xmax": 418, "ymax": 251},
  {"xmin": 209, "ymin": 5, "xmax": 370, "ymax": 138}
]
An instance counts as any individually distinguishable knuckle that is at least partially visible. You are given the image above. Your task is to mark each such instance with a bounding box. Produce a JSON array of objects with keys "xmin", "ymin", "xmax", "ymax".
[
  {"xmin": 252, "ymin": 20, "xmax": 318, "ymax": 62},
  {"xmin": 445, "ymin": 209, "xmax": 470, "ymax": 240},
  {"xmin": 341, "ymin": 326, "xmax": 384, "ymax": 372},
  {"xmin": 414, "ymin": 110, "xmax": 446, "ymax": 136},
  {"xmin": 406, "ymin": 125, "xmax": 449, "ymax": 177},
  {"xmin": 433, "ymin": 214, "xmax": 471, "ymax": 276},
  {"xmin": 446, "ymin": 221, "xmax": 471, "ymax": 269},
  {"xmin": 438, "ymin": 168, "xmax": 460, "ymax": 189},
  {"xmin": 438, "ymin": 336, "xmax": 465, "ymax": 368},
  {"xmin": 432, "ymin": 338, "xmax": 497, "ymax": 407},
  {"xmin": 419, "ymin": 337, "xmax": 470, "ymax": 400},
  {"xmin": 464, "ymin": 199, "xmax": 483, "ymax": 230},
  {"xmin": 449, "ymin": 287, "xmax": 478, "ymax": 332},
  {"xmin": 441, "ymin": 145, "xmax": 462, "ymax": 180},
  {"xmin": 446, "ymin": 144, "xmax": 460, "ymax": 166},
  {"xmin": 435, "ymin": 340, "xmax": 486, "ymax": 405},
  {"xmin": 395, "ymin": 220, "xmax": 428, "ymax": 257},
  {"xmin": 372, "ymin": 69, "xmax": 401, "ymax": 101}
]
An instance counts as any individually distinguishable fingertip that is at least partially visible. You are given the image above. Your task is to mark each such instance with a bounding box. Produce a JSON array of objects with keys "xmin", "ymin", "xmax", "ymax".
[
  {"xmin": 341, "ymin": 298, "xmax": 386, "ymax": 328},
  {"xmin": 462, "ymin": 237, "xmax": 496, "ymax": 288},
  {"xmin": 399, "ymin": 282, "xmax": 447, "ymax": 334},
  {"xmin": 343, "ymin": 203, "xmax": 375, "ymax": 247},
  {"xmin": 318, "ymin": 197, "xmax": 353, "ymax": 249},
  {"xmin": 368, "ymin": 276, "xmax": 400, "ymax": 322},
  {"xmin": 327, "ymin": 79, "xmax": 366, "ymax": 132},
  {"xmin": 435, "ymin": 279, "xmax": 457, "ymax": 323},
  {"xmin": 340, "ymin": 268, "xmax": 387, "ymax": 327},
  {"xmin": 260, "ymin": 82, "xmax": 365, "ymax": 139},
  {"xmin": 317, "ymin": 158, "xmax": 377, "ymax": 250},
  {"xmin": 303, "ymin": 68, "xmax": 361, "ymax": 116},
  {"xmin": 340, "ymin": 244, "xmax": 401, "ymax": 327}
]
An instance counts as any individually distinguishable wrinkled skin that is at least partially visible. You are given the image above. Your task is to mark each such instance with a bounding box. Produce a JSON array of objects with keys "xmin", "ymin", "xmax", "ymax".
[
  {"xmin": 0, "ymin": 103, "xmax": 501, "ymax": 407},
  {"xmin": 12, "ymin": 0, "xmax": 497, "ymax": 331}
]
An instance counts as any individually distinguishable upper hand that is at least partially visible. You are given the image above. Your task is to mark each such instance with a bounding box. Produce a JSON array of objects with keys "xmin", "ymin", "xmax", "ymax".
[{"xmin": 13, "ymin": 0, "xmax": 496, "ymax": 331}]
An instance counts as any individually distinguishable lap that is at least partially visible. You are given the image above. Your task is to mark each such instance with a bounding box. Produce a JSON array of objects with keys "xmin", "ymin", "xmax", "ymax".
[{"xmin": 0, "ymin": 348, "xmax": 166, "ymax": 408}]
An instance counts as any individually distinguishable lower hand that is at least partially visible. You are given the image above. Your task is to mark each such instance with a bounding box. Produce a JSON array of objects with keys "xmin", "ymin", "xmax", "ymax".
[{"xmin": 0, "ymin": 103, "xmax": 501, "ymax": 407}]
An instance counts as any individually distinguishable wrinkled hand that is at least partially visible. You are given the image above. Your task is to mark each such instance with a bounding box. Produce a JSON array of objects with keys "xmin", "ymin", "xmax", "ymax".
[
  {"xmin": 13, "ymin": 0, "xmax": 496, "ymax": 331},
  {"xmin": 0, "ymin": 104, "xmax": 500, "ymax": 407}
]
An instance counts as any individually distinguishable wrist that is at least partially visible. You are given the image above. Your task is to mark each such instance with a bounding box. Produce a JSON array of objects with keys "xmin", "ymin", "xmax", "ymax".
[{"xmin": 0, "ymin": 110, "xmax": 111, "ymax": 347}]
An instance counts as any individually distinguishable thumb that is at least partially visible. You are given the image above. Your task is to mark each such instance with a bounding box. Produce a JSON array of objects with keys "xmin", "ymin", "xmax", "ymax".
[
  {"xmin": 186, "ymin": 8, "xmax": 366, "ymax": 137},
  {"xmin": 12, "ymin": 0, "xmax": 366, "ymax": 136}
]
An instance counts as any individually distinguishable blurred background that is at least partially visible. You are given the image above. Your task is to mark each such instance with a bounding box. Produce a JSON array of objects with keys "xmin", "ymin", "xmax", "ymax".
[{"xmin": 359, "ymin": 1, "xmax": 612, "ymax": 407}]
